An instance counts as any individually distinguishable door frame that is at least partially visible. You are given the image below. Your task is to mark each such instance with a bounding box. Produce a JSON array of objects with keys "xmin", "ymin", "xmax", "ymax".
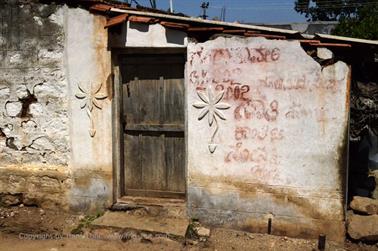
[{"xmin": 111, "ymin": 48, "xmax": 187, "ymax": 204}]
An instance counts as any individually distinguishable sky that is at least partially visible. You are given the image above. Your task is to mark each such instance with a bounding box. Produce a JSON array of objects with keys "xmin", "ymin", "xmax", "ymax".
[{"xmin": 130, "ymin": 0, "xmax": 308, "ymax": 24}]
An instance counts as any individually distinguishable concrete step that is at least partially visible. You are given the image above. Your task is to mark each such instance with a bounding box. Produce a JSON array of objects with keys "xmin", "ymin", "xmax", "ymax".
[
  {"xmin": 90, "ymin": 210, "xmax": 189, "ymax": 239},
  {"xmin": 111, "ymin": 196, "xmax": 187, "ymax": 219}
]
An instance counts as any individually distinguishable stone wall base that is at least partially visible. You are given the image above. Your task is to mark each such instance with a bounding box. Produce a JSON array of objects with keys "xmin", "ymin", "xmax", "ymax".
[
  {"xmin": 0, "ymin": 165, "xmax": 71, "ymax": 210},
  {"xmin": 0, "ymin": 165, "xmax": 112, "ymax": 214},
  {"xmin": 189, "ymin": 208, "xmax": 345, "ymax": 243}
]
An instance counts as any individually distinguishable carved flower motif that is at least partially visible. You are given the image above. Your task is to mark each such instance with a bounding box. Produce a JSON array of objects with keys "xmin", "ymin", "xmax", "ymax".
[
  {"xmin": 193, "ymin": 87, "xmax": 231, "ymax": 153},
  {"xmin": 193, "ymin": 88, "xmax": 231, "ymax": 126},
  {"xmin": 75, "ymin": 83, "xmax": 107, "ymax": 137},
  {"xmin": 75, "ymin": 83, "xmax": 108, "ymax": 111}
]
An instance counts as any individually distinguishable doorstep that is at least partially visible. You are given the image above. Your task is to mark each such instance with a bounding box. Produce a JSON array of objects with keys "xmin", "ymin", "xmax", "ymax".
[{"xmin": 90, "ymin": 210, "xmax": 189, "ymax": 238}]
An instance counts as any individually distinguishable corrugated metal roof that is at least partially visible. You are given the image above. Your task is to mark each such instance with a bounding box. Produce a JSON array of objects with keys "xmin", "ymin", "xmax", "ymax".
[
  {"xmin": 70, "ymin": 0, "xmax": 375, "ymax": 48},
  {"xmin": 109, "ymin": 7, "xmax": 378, "ymax": 47},
  {"xmin": 109, "ymin": 7, "xmax": 299, "ymax": 35},
  {"xmin": 315, "ymin": 34, "xmax": 378, "ymax": 46}
]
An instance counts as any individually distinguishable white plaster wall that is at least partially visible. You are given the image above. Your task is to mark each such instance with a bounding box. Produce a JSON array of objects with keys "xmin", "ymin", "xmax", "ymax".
[
  {"xmin": 186, "ymin": 37, "xmax": 350, "ymax": 241},
  {"xmin": 109, "ymin": 21, "xmax": 187, "ymax": 48},
  {"xmin": 64, "ymin": 7, "xmax": 113, "ymax": 211}
]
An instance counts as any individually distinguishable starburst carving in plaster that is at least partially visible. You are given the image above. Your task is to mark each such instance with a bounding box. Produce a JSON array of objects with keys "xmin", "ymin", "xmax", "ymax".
[
  {"xmin": 193, "ymin": 87, "xmax": 231, "ymax": 153},
  {"xmin": 75, "ymin": 82, "xmax": 107, "ymax": 137}
]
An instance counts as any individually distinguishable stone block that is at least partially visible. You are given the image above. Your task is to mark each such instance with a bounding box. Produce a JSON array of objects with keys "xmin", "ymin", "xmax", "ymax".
[
  {"xmin": 0, "ymin": 193, "xmax": 22, "ymax": 206},
  {"xmin": 196, "ymin": 226, "xmax": 211, "ymax": 237},
  {"xmin": 5, "ymin": 101, "xmax": 22, "ymax": 117},
  {"xmin": 317, "ymin": 47, "xmax": 334, "ymax": 60},
  {"xmin": 0, "ymin": 166, "xmax": 70, "ymax": 210},
  {"xmin": 16, "ymin": 85, "xmax": 29, "ymax": 99},
  {"xmin": 348, "ymin": 213, "xmax": 378, "ymax": 240},
  {"xmin": 0, "ymin": 86, "xmax": 10, "ymax": 98},
  {"xmin": 350, "ymin": 196, "xmax": 378, "ymax": 215}
]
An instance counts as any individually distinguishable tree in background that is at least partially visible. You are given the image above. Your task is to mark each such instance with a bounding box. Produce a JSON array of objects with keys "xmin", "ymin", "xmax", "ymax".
[{"xmin": 294, "ymin": 0, "xmax": 378, "ymax": 39}]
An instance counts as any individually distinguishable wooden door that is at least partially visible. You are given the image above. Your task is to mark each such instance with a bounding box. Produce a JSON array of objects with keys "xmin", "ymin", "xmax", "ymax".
[{"xmin": 120, "ymin": 54, "xmax": 185, "ymax": 199}]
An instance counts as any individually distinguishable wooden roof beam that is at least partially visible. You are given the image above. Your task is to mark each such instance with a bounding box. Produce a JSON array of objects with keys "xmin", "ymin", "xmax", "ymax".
[
  {"xmin": 129, "ymin": 16, "xmax": 159, "ymax": 24},
  {"xmin": 90, "ymin": 4, "xmax": 112, "ymax": 12},
  {"xmin": 244, "ymin": 30, "xmax": 260, "ymax": 34},
  {"xmin": 160, "ymin": 21, "xmax": 190, "ymax": 30},
  {"xmin": 222, "ymin": 29, "xmax": 246, "ymax": 34},
  {"xmin": 298, "ymin": 40, "xmax": 321, "ymax": 44},
  {"xmin": 244, "ymin": 33, "xmax": 286, "ymax": 39},
  {"xmin": 309, "ymin": 42, "xmax": 352, "ymax": 48},
  {"xmin": 105, "ymin": 14, "xmax": 129, "ymax": 28},
  {"xmin": 188, "ymin": 27, "xmax": 224, "ymax": 32}
]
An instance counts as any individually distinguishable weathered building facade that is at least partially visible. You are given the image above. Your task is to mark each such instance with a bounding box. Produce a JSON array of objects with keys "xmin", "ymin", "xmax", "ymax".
[
  {"xmin": 1, "ymin": 0, "xmax": 377, "ymax": 243},
  {"xmin": 0, "ymin": 1, "xmax": 112, "ymax": 211},
  {"xmin": 187, "ymin": 38, "xmax": 349, "ymax": 241}
]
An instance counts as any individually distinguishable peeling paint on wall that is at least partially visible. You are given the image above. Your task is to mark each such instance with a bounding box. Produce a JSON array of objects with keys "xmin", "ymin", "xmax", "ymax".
[
  {"xmin": 187, "ymin": 37, "xmax": 350, "ymax": 242},
  {"xmin": 0, "ymin": 2, "xmax": 68, "ymax": 165},
  {"xmin": 0, "ymin": 1, "xmax": 113, "ymax": 213}
]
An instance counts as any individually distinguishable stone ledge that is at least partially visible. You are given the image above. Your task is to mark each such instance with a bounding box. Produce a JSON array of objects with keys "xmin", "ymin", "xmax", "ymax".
[
  {"xmin": 0, "ymin": 166, "xmax": 113, "ymax": 213},
  {"xmin": 188, "ymin": 185, "xmax": 344, "ymax": 221},
  {"xmin": 0, "ymin": 165, "xmax": 70, "ymax": 210},
  {"xmin": 189, "ymin": 207, "xmax": 345, "ymax": 243}
]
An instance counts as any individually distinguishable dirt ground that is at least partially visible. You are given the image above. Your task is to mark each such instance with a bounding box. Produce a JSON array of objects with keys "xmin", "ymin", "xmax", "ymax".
[{"xmin": 1, "ymin": 206, "xmax": 378, "ymax": 251}]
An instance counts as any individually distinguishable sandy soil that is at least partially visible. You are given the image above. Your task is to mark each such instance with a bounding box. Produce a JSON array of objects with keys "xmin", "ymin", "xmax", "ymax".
[
  {"xmin": 1, "ymin": 230, "xmax": 378, "ymax": 251},
  {"xmin": 0, "ymin": 206, "xmax": 377, "ymax": 251},
  {"xmin": 0, "ymin": 205, "xmax": 79, "ymax": 235}
]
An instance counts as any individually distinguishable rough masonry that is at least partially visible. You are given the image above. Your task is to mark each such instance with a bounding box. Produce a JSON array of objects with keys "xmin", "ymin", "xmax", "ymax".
[
  {"xmin": 0, "ymin": 2, "xmax": 68, "ymax": 165},
  {"xmin": 0, "ymin": 1, "xmax": 113, "ymax": 212}
]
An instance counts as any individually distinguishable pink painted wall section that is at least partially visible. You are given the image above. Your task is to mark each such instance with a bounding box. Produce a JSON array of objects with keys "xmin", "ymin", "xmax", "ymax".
[{"xmin": 186, "ymin": 37, "xmax": 350, "ymax": 242}]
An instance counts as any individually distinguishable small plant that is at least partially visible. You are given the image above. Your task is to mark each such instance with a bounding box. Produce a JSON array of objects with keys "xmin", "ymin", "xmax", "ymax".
[
  {"xmin": 71, "ymin": 211, "xmax": 104, "ymax": 235},
  {"xmin": 185, "ymin": 219, "xmax": 200, "ymax": 240}
]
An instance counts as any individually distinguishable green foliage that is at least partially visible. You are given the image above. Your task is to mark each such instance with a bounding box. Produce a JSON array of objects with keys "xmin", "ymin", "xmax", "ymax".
[
  {"xmin": 333, "ymin": 5, "xmax": 378, "ymax": 39},
  {"xmin": 294, "ymin": 0, "xmax": 378, "ymax": 39},
  {"xmin": 185, "ymin": 219, "xmax": 200, "ymax": 240},
  {"xmin": 70, "ymin": 211, "xmax": 104, "ymax": 235}
]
